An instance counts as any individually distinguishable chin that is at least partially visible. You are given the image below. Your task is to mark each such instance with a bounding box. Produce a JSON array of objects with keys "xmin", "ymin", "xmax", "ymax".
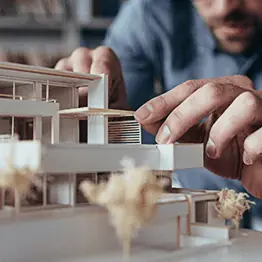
[
  {"xmin": 218, "ymin": 41, "xmax": 249, "ymax": 54},
  {"xmin": 215, "ymin": 33, "xmax": 252, "ymax": 54},
  {"xmin": 214, "ymin": 27, "xmax": 257, "ymax": 54}
]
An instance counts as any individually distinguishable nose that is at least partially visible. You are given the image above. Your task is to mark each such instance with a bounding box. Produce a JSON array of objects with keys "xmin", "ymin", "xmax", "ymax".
[{"xmin": 215, "ymin": 0, "xmax": 243, "ymax": 15}]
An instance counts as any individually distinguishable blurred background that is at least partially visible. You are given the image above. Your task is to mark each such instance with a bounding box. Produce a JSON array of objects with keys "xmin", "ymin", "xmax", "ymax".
[{"xmin": 0, "ymin": 0, "xmax": 127, "ymax": 67}]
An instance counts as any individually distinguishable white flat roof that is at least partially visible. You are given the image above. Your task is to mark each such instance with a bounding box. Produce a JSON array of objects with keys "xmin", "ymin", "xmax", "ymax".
[{"xmin": 0, "ymin": 62, "xmax": 102, "ymax": 87}]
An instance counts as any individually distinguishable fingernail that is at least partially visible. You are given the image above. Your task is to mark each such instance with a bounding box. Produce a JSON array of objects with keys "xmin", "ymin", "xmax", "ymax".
[
  {"xmin": 243, "ymin": 151, "xmax": 253, "ymax": 165},
  {"xmin": 156, "ymin": 125, "xmax": 171, "ymax": 144},
  {"xmin": 206, "ymin": 138, "xmax": 217, "ymax": 158},
  {"xmin": 135, "ymin": 104, "xmax": 153, "ymax": 120}
]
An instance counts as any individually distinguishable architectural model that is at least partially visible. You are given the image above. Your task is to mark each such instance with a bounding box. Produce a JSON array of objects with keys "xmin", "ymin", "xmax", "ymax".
[{"xmin": 0, "ymin": 62, "xmax": 258, "ymax": 262}]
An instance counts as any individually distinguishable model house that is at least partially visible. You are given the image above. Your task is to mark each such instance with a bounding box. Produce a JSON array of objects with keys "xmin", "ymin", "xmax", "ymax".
[{"xmin": 0, "ymin": 62, "xmax": 254, "ymax": 262}]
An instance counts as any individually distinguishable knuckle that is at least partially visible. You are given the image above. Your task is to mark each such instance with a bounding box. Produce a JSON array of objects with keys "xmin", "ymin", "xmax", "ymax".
[
  {"xmin": 92, "ymin": 46, "xmax": 116, "ymax": 68},
  {"xmin": 95, "ymin": 45, "xmax": 114, "ymax": 57},
  {"xmin": 94, "ymin": 57, "xmax": 111, "ymax": 69},
  {"xmin": 71, "ymin": 47, "xmax": 91, "ymax": 60},
  {"xmin": 151, "ymin": 95, "xmax": 169, "ymax": 114},
  {"xmin": 203, "ymin": 83, "xmax": 225, "ymax": 103},
  {"xmin": 55, "ymin": 58, "xmax": 67, "ymax": 68},
  {"xmin": 232, "ymin": 75, "xmax": 254, "ymax": 88},
  {"xmin": 170, "ymin": 108, "xmax": 184, "ymax": 124},
  {"xmin": 94, "ymin": 46, "xmax": 122, "ymax": 73},
  {"xmin": 183, "ymin": 80, "xmax": 200, "ymax": 92},
  {"xmin": 240, "ymin": 91, "xmax": 259, "ymax": 111}
]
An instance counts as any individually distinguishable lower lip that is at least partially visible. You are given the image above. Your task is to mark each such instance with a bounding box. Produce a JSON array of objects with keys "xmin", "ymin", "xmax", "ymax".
[{"xmin": 218, "ymin": 24, "xmax": 252, "ymax": 37}]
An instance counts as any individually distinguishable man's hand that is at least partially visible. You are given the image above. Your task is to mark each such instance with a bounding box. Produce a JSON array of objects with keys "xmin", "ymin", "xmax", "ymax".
[
  {"xmin": 55, "ymin": 46, "xmax": 129, "ymax": 109},
  {"xmin": 134, "ymin": 75, "xmax": 262, "ymax": 199}
]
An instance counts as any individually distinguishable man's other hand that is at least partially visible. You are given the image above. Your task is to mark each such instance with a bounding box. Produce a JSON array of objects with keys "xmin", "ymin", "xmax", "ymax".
[{"xmin": 55, "ymin": 46, "xmax": 129, "ymax": 110}]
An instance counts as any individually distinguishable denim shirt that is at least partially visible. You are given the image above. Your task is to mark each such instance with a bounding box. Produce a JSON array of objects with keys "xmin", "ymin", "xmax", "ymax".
[{"xmin": 103, "ymin": 0, "xmax": 262, "ymax": 227}]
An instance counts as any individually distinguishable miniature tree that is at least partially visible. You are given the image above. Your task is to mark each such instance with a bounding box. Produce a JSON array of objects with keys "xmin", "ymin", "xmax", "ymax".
[
  {"xmin": 80, "ymin": 157, "xmax": 169, "ymax": 258},
  {"xmin": 214, "ymin": 188, "xmax": 255, "ymax": 230}
]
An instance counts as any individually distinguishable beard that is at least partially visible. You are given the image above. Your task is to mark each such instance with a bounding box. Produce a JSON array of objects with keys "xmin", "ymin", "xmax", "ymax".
[{"xmin": 206, "ymin": 9, "xmax": 262, "ymax": 53}]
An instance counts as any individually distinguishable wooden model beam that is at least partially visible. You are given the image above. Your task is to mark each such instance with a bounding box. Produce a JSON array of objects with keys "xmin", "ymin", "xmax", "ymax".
[{"xmin": 59, "ymin": 107, "xmax": 135, "ymax": 118}]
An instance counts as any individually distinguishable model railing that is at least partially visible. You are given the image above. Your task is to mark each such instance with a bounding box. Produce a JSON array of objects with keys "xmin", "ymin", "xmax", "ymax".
[
  {"xmin": 0, "ymin": 93, "xmax": 57, "ymax": 103},
  {"xmin": 0, "ymin": 134, "xmax": 19, "ymax": 142}
]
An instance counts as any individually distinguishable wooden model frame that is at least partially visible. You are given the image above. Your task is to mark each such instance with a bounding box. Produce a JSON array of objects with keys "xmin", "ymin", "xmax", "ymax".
[{"xmin": 0, "ymin": 62, "xmax": 234, "ymax": 262}]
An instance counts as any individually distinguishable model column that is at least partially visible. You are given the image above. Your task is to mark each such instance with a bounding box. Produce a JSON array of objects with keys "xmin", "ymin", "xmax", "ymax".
[
  {"xmin": 87, "ymin": 74, "xmax": 109, "ymax": 144},
  {"xmin": 33, "ymin": 81, "xmax": 43, "ymax": 141}
]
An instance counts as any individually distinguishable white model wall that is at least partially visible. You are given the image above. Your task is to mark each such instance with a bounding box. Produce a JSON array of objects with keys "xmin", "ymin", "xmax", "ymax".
[
  {"xmin": 42, "ymin": 86, "xmax": 79, "ymax": 205},
  {"xmin": 0, "ymin": 84, "xmax": 79, "ymax": 143},
  {"xmin": 0, "ymin": 201, "xmax": 186, "ymax": 262},
  {"xmin": 42, "ymin": 86, "xmax": 79, "ymax": 143},
  {"xmin": 0, "ymin": 83, "xmax": 80, "ymax": 206}
]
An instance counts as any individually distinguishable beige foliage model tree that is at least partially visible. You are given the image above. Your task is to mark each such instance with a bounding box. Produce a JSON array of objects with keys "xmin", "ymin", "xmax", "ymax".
[
  {"xmin": 215, "ymin": 188, "xmax": 255, "ymax": 230},
  {"xmin": 80, "ymin": 158, "xmax": 169, "ymax": 258}
]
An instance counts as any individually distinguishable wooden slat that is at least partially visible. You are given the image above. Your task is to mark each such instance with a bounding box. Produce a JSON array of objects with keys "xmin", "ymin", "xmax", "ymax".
[
  {"xmin": 0, "ymin": 62, "xmax": 100, "ymax": 81},
  {"xmin": 59, "ymin": 107, "xmax": 135, "ymax": 118},
  {"xmin": 108, "ymin": 119, "xmax": 141, "ymax": 144}
]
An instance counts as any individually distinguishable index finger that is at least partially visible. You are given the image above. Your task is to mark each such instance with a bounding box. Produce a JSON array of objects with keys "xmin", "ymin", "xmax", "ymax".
[
  {"xmin": 134, "ymin": 79, "xmax": 207, "ymax": 125},
  {"xmin": 155, "ymin": 82, "xmax": 244, "ymax": 144},
  {"xmin": 134, "ymin": 75, "xmax": 253, "ymax": 126}
]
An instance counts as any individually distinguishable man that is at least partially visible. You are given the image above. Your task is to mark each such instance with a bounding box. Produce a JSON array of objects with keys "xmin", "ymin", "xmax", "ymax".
[{"xmin": 55, "ymin": 0, "xmax": 262, "ymax": 228}]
